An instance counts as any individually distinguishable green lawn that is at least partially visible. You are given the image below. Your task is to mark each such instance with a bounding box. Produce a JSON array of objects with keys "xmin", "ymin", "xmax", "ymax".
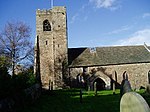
[{"xmin": 19, "ymin": 89, "xmax": 150, "ymax": 112}]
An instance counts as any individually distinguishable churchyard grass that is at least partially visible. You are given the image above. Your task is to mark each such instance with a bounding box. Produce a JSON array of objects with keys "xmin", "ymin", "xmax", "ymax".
[{"xmin": 19, "ymin": 89, "xmax": 149, "ymax": 112}]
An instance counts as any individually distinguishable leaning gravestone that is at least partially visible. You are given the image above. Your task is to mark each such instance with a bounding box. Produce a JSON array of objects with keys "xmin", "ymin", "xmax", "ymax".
[{"xmin": 120, "ymin": 92, "xmax": 150, "ymax": 112}]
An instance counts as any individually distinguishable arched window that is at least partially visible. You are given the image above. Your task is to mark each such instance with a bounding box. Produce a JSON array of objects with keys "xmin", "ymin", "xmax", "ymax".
[
  {"xmin": 148, "ymin": 70, "xmax": 150, "ymax": 84},
  {"xmin": 43, "ymin": 20, "xmax": 51, "ymax": 31}
]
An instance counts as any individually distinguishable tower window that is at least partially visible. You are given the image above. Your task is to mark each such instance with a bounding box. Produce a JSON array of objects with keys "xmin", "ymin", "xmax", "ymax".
[
  {"xmin": 46, "ymin": 41, "xmax": 48, "ymax": 45},
  {"xmin": 43, "ymin": 20, "xmax": 51, "ymax": 31},
  {"xmin": 59, "ymin": 59, "xmax": 61, "ymax": 63}
]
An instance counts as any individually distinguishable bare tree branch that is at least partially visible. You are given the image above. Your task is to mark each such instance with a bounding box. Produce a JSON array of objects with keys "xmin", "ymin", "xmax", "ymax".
[{"xmin": 0, "ymin": 21, "xmax": 33, "ymax": 75}]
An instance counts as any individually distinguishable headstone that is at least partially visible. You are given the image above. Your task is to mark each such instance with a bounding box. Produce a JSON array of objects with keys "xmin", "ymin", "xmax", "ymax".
[
  {"xmin": 146, "ymin": 84, "xmax": 150, "ymax": 94},
  {"xmin": 113, "ymin": 71, "xmax": 117, "ymax": 95},
  {"xmin": 120, "ymin": 79, "xmax": 132, "ymax": 97},
  {"xmin": 120, "ymin": 92, "xmax": 150, "ymax": 112},
  {"xmin": 113, "ymin": 81, "xmax": 115, "ymax": 95},
  {"xmin": 94, "ymin": 82, "xmax": 97, "ymax": 96},
  {"xmin": 49, "ymin": 80, "xmax": 51, "ymax": 91},
  {"xmin": 120, "ymin": 72, "xmax": 132, "ymax": 97}
]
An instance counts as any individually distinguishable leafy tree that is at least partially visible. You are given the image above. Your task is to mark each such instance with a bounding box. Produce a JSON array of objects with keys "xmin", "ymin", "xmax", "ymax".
[
  {"xmin": 0, "ymin": 55, "xmax": 11, "ymax": 68},
  {"xmin": 0, "ymin": 21, "xmax": 33, "ymax": 76},
  {"xmin": 0, "ymin": 56, "xmax": 36, "ymax": 99},
  {"xmin": 12, "ymin": 66, "xmax": 36, "ymax": 90}
]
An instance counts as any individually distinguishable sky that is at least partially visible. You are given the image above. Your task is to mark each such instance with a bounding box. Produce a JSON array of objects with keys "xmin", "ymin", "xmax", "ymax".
[{"xmin": 0, "ymin": 0, "xmax": 150, "ymax": 48}]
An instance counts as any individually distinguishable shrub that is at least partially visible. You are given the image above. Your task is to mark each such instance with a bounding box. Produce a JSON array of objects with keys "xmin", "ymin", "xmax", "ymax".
[
  {"xmin": 0, "ymin": 66, "xmax": 12, "ymax": 99},
  {"xmin": 12, "ymin": 67, "xmax": 36, "ymax": 91},
  {"xmin": 0, "ymin": 65, "xmax": 37, "ymax": 99}
]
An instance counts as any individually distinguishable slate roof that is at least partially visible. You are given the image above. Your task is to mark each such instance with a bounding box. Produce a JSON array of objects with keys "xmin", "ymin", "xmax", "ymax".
[{"xmin": 68, "ymin": 45, "xmax": 150, "ymax": 67}]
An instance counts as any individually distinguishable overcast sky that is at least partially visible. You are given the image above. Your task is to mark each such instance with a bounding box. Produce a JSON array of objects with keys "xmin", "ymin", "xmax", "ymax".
[{"xmin": 0, "ymin": 0, "xmax": 150, "ymax": 48}]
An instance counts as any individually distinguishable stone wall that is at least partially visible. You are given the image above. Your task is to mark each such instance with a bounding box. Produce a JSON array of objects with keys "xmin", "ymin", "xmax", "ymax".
[
  {"xmin": 35, "ymin": 7, "xmax": 67, "ymax": 89},
  {"xmin": 69, "ymin": 63, "xmax": 150, "ymax": 90}
]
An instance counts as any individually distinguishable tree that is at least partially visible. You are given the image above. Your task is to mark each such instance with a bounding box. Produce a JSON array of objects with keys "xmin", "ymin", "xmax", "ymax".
[
  {"xmin": 0, "ymin": 56, "xmax": 12, "ymax": 99},
  {"xmin": 0, "ymin": 21, "xmax": 33, "ymax": 76},
  {"xmin": 0, "ymin": 55, "xmax": 11, "ymax": 69}
]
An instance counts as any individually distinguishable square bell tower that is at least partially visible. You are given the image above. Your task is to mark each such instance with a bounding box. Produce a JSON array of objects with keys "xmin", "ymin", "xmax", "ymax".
[{"xmin": 35, "ymin": 6, "xmax": 68, "ymax": 89}]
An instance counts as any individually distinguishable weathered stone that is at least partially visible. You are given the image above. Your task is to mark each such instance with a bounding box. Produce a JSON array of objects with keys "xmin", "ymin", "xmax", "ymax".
[
  {"xmin": 113, "ymin": 71, "xmax": 117, "ymax": 95},
  {"xmin": 120, "ymin": 92, "xmax": 150, "ymax": 112},
  {"xmin": 120, "ymin": 79, "xmax": 132, "ymax": 97},
  {"xmin": 34, "ymin": 6, "xmax": 150, "ymax": 91},
  {"xmin": 69, "ymin": 63, "xmax": 150, "ymax": 90},
  {"xmin": 146, "ymin": 84, "xmax": 150, "ymax": 94},
  {"xmin": 35, "ymin": 7, "xmax": 67, "ymax": 90},
  {"xmin": 94, "ymin": 82, "xmax": 97, "ymax": 96}
]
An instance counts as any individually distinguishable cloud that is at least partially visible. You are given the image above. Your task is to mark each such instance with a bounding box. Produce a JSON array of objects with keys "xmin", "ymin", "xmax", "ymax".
[
  {"xmin": 70, "ymin": 13, "xmax": 79, "ymax": 24},
  {"xmin": 115, "ymin": 29, "xmax": 150, "ymax": 46},
  {"xmin": 142, "ymin": 13, "xmax": 150, "ymax": 18},
  {"xmin": 70, "ymin": 4, "xmax": 89, "ymax": 24},
  {"xmin": 107, "ymin": 25, "xmax": 132, "ymax": 35},
  {"xmin": 89, "ymin": 0, "xmax": 119, "ymax": 9}
]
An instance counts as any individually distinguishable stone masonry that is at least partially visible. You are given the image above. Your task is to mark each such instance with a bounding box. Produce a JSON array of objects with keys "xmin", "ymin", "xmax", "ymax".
[
  {"xmin": 35, "ymin": 7, "xmax": 67, "ymax": 89},
  {"xmin": 35, "ymin": 6, "xmax": 150, "ymax": 91},
  {"xmin": 69, "ymin": 63, "xmax": 150, "ymax": 90}
]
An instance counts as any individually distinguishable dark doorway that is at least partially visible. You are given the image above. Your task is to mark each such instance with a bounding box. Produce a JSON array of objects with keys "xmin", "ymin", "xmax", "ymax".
[{"xmin": 93, "ymin": 78, "xmax": 106, "ymax": 91}]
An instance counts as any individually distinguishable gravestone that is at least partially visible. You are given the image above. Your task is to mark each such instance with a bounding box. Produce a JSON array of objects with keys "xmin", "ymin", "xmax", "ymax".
[
  {"xmin": 120, "ymin": 72, "xmax": 132, "ymax": 97},
  {"xmin": 146, "ymin": 84, "xmax": 150, "ymax": 94},
  {"xmin": 113, "ymin": 81, "xmax": 115, "ymax": 95},
  {"xmin": 94, "ymin": 82, "xmax": 97, "ymax": 96},
  {"xmin": 112, "ymin": 71, "xmax": 117, "ymax": 95},
  {"xmin": 120, "ymin": 79, "xmax": 132, "ymax": 97},
  {"xmin": 120, "ymin": 92, "xmax": 150, "ymax": 112}
]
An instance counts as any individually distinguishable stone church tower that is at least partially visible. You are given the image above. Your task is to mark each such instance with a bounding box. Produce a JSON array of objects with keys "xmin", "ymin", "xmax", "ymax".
[{"xmin": 35, "ymin": 6, "xmax": 68, "ymax": 90}]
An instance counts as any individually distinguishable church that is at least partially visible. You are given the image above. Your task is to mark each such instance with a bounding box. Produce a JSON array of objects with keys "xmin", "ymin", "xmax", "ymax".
[{"xmin": 34, "ymin": 6, "xmax": 150, "ymax": 90}]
